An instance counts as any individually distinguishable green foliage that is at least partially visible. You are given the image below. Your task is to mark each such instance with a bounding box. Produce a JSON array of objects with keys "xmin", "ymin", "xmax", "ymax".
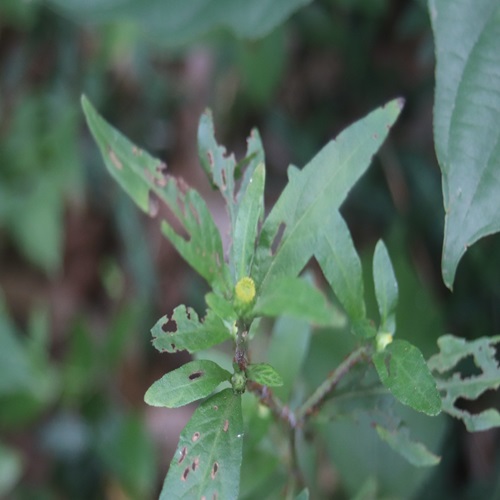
[
  {"xmin": 246, "ymin": 363, "xmax": 283, "ymax": 387},
  {"xmin": 428, "ymin": 334, "xmax": 500, "ymax": 431},
  {"xmin": 43, "ymin": 0, "xmax": 311, "ymax": 46},
  {"xmin": 145, "ymin": 360, "xmax": 231, "ymax": 408},
  {"xmin": 160, "ymin": 388, "xmax": 243, "ymax": 499},
  {"xmin": 430, "ymin": 0, "xmax": 500, "ymax": 288}
]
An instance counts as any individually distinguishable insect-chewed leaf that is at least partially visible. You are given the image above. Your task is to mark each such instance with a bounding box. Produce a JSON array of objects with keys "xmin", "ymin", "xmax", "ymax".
[
  {"xmin": 373, "ymin": 240, "xmax": 398, "ymax": 335},
  {"xmin": 151, "ymin": 306, "xmax": 232, "ymax": 354},
  {"xmin": 81, "ymin": 96, "xmax": 231, "ymax": 294},
  {"xmin": 160, "ymin": 388, "xmax": 243, "ymax": 500},
  {"xmin": 373, "ymin": 340, "xmax": 441, "ymax": 416},
  {"xmin": 428, "ymin": 334, "xmax": 500, "ymax": 431},
  {"xmin": 246, "ymin": 363, "xmax": 283, "ymax": 387},
  {"xmin": 253, "ymin": 99, "xmax": 403, "ymax": 293},
  {"xmin": 375, "ymin": 425, "xmax": 441, "ymax": 467},
  {"xmin": 253, "ymin": 276, "xmax": 346, "ymax": 328},
  {"xmin": 145, "ymin": 360, "xmax": 230, "ymax": 408}
]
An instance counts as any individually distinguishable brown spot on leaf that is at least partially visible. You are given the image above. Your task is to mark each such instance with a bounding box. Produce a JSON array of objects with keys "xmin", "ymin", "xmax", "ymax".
[
  {"xmin": 109, "ymin": 149, "xmax": 123, "ymax": 170},
  {"xmin": 178, "ymin": 446, "xmax": 187, "ymax": 464},
  {"xmin": 192, "ymin": 432, "xmax": 200, "ymax": 442},
  {"xmin": 148, "ymin": 193, "xmax": 159, "ymax": 217},
  {"xmin": 182, "ymin": 467, "xmax": 190, "ymax": 481},
  {"xmin": 170, "ymin": 343, "xmax": 176, "ymax": 351},
  {"xmin": 213, "ymin": 405, "xmax": 218, "ymax": 411},
  {"xmin": 192, "ymin": 457, "xmax": 200, "ymax": 471},
  {"xmin": 211, "ymin": 462, "xmax": 219, "ymax": 479},
  {"xmin": 223, "ymin": 420, "xmax": 229, "ymax": 432},
  {"xmin": 207, "ymin": 150, "xmax": 214, "ymax": 167},
  {"xmin": 189, "ymin": 371, "xmax": 204, "ymax": 381}
]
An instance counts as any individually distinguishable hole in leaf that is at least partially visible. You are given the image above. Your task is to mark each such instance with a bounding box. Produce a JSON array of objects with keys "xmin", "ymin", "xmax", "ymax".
[
  {"xmin": 171, "ymin": 343, "xmax": 176, "ymax": 350},
  {"xmin": 148, "ymin": 193, "xmax": 160, "ymax": 217},
  {"xmin": 221, "ymin": 169, "xmax": 227, "ymax": 190},
  {"xmin": 178, "ymin": 447, "xmax": 187, "ymax": 464},
  {"xmin": 192, "ymin": 457, "xmax": 200, "ymax": 471},
  {"xmin": 211, "ymin": 462, "xmax": 219, "ymax": 479},
  {"xmin": 161, "ymin": 317, "xmax": 177, "ymax": 333},
  {"xmin": 189, "ymin": 371, "xmax": 204, "ymax": 381},
  {"xmin": 207, "ymin": 150, "xmax": 215, "ymax": 168},
  {"xmin": 155, "ymin": 162, "xmax": 168, "ymax": 186},
  {"xmin": 192, "ymin": 432, "xmax": 201, "ymax": 442},
  {"xmin": 182, "ymin": 467, "xmax": 190, "ymax": 481},
  {"xmin": 271, "ymin": 223, "xmax": 286, "ymax": 255},
  {"xmin": 213, "ymin": 405, "xmax": 219, "ymax": 411},
  {"xmin": 223, "ymin": 420, "xmax": 229, "ymax": 432}
]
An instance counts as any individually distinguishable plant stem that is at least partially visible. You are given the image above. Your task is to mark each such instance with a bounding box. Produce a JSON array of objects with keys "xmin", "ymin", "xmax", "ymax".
[{"xmin": 296, "ymin": 345, "xmax": 370, "ymax": 423}]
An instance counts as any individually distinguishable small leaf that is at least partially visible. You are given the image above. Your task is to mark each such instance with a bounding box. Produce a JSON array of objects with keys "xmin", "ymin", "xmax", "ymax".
[
  {"xmin": 253, "ymin": 276, "xmax": 345, "ymax": 327},
  {"xmin": 315, "ymin": 211, "xmax": 366, "ymax": 325},
  {"xmin": 372, "ymin": 240, "xmax": 398, "ymax": 334},
  {"xmin": 82, "ymin": 96, "xmax": 231, "ymax": 294},
  {"xmin": 151, "ymin": 306, "xmax": 232, "ymax": 354},
  {"xmin": 428, "ymin": 334, "xmax": 500, "ymax": 431},
  {"xmin": 373, "ymin": 340, "xmax": 441, "ymax": 416},
  {"xmin": 246, "ymin": 363, "xmax": 283, "ymax": 387},
  {"xmin": 232, "ymin": 163, "xmax": 265, "ymax": 280},
  {"xmin": 253, "ymin": 99, "xmax": 404, "ymax": 293},
  {"xmin": 430, "ymin": 0, "xmax": 500, "ymax": 288},
  {"xmin": 160, "ymin": 388, "xmax": 243, "ymax": 499},
  {"xmin": 375, "ymin": 425, "xmax": 441, "ymax": 467},
  {"xmin": 145, "ymin": 360, "xmax": 230, "ymax": 408}
]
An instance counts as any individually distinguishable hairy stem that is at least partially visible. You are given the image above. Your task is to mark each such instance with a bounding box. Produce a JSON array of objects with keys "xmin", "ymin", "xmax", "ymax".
[{"xmin": 296, "ymin": 345, "xmax": 370, "ymax": 423}]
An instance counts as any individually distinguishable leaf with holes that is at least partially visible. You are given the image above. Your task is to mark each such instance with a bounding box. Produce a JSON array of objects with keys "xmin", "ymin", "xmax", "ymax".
[
  {"xmin": 160, "ymin": 388, "xmax": 243, "ymax": 499},
  {"xmin": 428, "ymin": 334, "xmax": 500, "ymax": 431},
  {"xmin": 373, "ymin": 340, "xmax": 441, "ymax": 416},
  {"xmin": 81, "ymin": 96, "xmax": 231, "ymax": 294},
  {"xmin": 315, "ymin": 211, "xmax": 368, "ymax": 334},
  {"xmin": 429, "ymin": 0, "xmax": 500, "ymax": 288},
  {"xmin": 253, "ymin": 99, "xmax": 404, "ymax": 293},
  {"xmin": 375, "ymin": 425, "xmax": 441, "ymax": 467},
  {"xmin": 253, "ymin": 276, "xmax": 345, "ymax": 327},
  {"xmin": 246, "ymin": 363, "xmax": 283, "ymax": 387},
  {"xmin": 198, "ymin": 110, "xmax": 264, "ymax": 236},
  {"xmin": 151, "ymin": 306, "xmax": 232, "ymax": 354},
  {"xmin": 373, "ymin": 240, "xmax": 398, "ymax": 334},
  {"xmin": 145, "ymin": 360, "xmax": 230, "ymax": 408}
]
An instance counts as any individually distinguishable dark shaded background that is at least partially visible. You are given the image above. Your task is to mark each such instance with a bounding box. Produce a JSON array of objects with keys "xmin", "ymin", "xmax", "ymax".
[{"xmin": 1, "ymin": 0, "xmax": 499, "ymax": 498}]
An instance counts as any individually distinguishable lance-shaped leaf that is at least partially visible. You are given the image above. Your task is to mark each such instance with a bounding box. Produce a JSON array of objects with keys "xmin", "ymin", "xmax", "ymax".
[
  {"xmin": 198, "ymin": 111, "xmax": 265, "ymax": 234},
  {"xmin": 81, "ymin": 96, "xmax": 231, "ymax": 294},
  {"xmin": 373, "ymin": 340, "xmax": 441, "ymax": 416},
  {"xmin": 253, "ymin": 276, "xmax": 346, "ymax": 327},
  {"xmin": 373, "ymin": 240, "xmax": 398, "ymax": 334},
  {"xmin": 151, "ymin": 306, "xmax": 232, "ymax": 354},
  {"xmin": 253, "ymin": 99, "xmax": 404, "ymax": 293},
  {"xmin": 246, "ymin": 363, "xmax": 283, "ymax": 387},
  {"xmin": 232, "ymin": 163, "xmax": 265, "ymax": 280},
  {"xmin": 429, "ymin": 0, "xmax": 500, "ymax": 288},
  {"xmin": 145, "ymin": 360, "xmax": 230, "ymax": 408},
  {"xmin": 375, "ymin": 425, "xmax": 441, "ymax": 467},
  {"xmin": 160, "ymin": 388, "xmax": 243, "ymax": 499},
  {"xmin": 428, "ymin": 334, "xmax": 500, "ymax": 431},
  {"xmin": 315, "ymin": 211, "xmax": 367, "ymax": 331}
]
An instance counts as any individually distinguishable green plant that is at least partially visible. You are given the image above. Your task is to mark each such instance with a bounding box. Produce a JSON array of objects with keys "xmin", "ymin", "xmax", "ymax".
[{"xmin": 82, "ymin": 83, "xmax": 500, "ymax": 499}]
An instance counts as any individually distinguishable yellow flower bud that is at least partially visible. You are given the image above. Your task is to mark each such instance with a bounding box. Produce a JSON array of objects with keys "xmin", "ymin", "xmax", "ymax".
[{"xmin": 235, "ymin": 277, "xmax": 256, "ymax": 304}]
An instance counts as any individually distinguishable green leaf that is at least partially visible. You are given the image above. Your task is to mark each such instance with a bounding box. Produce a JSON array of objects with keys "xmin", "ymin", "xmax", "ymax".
[
  {"xmin": 315, "ymin": 211, "xmax": 366, "ymax": 325},
  {"xmin": 145, "ymin": 360, "xmax": 230, "ymax": 408},
  {"xmin": 151, "ymin": 306, "xmax": 232, "ymax": 354},
  {"xmin": 373, "ymin": 340, "xmax": 441, "ymax": 416},
  {"xmin": 372, "ymin": 240, "xmax": 398, "ymax": 334},
  {"xmin": 246, "ymin": 363, "xmax": 283, "ymax": 387},
  {"xmin": 267, "ymin": 316, "xmax": 311, "ymax": 400},
  {"xmin": 253, "ymin": 99, "xmax": 404, "ymax": 293},
  {"xmin": 160, "ymin": 388, "xmax": 243, "ymax": 499},
  {"xmin": 81, "ymin": 96, "xmax": 231, "ymax": 294},
  {"xmin": 253, "ymin": 276, "xmax": 345, "ymax": 327},
  {"xmin": 375, "ymin": 425, "xmax": 441, "ymax": 467},
  {"xmin": 232, "ymin": 163, "xmax": 265, "ymax": 280},
  {"xmin": 0, "ymin": 443, "xmax": 22, "ymax": 497},
  {"xmin": 429, "ymin": 0, "xmax": 500, "ymax": 288},
  {"xmin": 428, "ymin": 334, "xmax": 500, "ymax": 431},
  {"xmin": 295, "ymin": 489, "xmax": 310, "ymax": 500},
  {"xmin": 45, "ymin": 0, "xmax": 311, "ymax": 46}
]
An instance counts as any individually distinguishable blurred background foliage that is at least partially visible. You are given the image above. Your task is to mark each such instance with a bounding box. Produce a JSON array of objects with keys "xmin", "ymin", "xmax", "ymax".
[{"xmin": 0, "ymin": 0, "xmax": 499, "ymax": 498}]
